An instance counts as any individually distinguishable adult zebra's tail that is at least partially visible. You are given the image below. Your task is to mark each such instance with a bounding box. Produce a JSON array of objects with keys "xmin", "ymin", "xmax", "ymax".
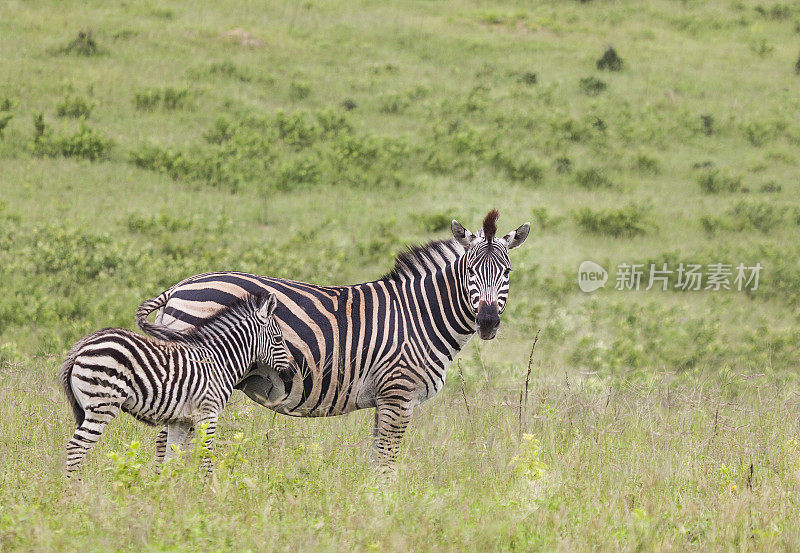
[
  {"xmin": 135, "ymin": 289, "xmax": 182, "ymax": 341},
  {"xmin": 60, "ymin": 336, "xmax": 91, "ymax": 427}
]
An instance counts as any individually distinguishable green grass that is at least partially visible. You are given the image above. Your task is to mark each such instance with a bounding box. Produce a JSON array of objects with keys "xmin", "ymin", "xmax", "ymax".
[{"xmin": 1, "ymin": 0, "xmax": 800, "ymax": 550}]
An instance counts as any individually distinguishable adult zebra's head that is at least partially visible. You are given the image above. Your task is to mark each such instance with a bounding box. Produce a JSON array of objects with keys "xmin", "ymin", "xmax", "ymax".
[
  {"xmin": 452, "ymin": 210, "xmax": 530, "ymax": 340},
  {"xmin": 253, "ymin": 293, "xmax": 292, "ymax": 374}
]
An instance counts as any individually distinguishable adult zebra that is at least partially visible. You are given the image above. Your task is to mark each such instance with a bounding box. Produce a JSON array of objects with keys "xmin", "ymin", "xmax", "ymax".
[{"xmin": 136, "ymin": 210, "xmax": 530, "ymax": 466}]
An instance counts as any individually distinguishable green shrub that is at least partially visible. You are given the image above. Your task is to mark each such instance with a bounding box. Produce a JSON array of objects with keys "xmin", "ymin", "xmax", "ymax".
[
  {"xmin": 699, "ymin": 114, "xmax": 714, "ymax": 135},
  {"xmin": 633, "ymin": 152, "xmax": 660, "ymax": 174},
  {"xmin": 596, "ymin": 46, "xmax": 623, "ymax": 71},
  {"xmin": 518, "ymin": 71, "xmax": 537, "ymax": 85},
  {"xmin": 579, "ymin": 76, "xmax": 607, "ymax": 96},
  {"xmin": 697, "ymin": 169, "xmax": 743, "ymax": 193},
  {"xmin": 575, "ymin": 203, "xmax": 651, "ymax": 237},
  {"xmin": 57, "ymin": 30, "xmax": 104, "ymax": 56},
  {"xmin": 701, "ymin": 200, "xmax": 787, "ymax": 233},
  {"xmin": 34, "ymin": 121, "xmax": 113, "ymax": 161},
  {"xmin": 127, "ymin": 211, "xmax": 196, "ymax": 234},
  {"xmin": 742, "ymin": 119, "xmax": 785, "ymax": 146},
  {"xmin": 274, "ymin": 110, "xmax": 320, "ymax": 148},
  {"xmin": 575, "ymin": 167, "xmax": 612, "ymax": 189},
  {"xmin": 56, "ymin": 95, "xmax": 95, "ymax": 119},
  {"xmin": 289, "ymin": 81, "xmax": 312, "ymax": 101},
  {"xmin": 0, "ymin": 102, "xmax": 12, "ymax": 138},
  {"xmin": 491, "ymin": 152, "xmax": 544, "ymax": 184},
  {"xmin": 554, "ymin": 156, "xmax": 572, "ymax": 174},
  {"xmin": 206, "ymin": 60, "xmax": 254, "ymax": 82},
  {"xmin": 129, "ymin": 143, "xmax": 237, "ymax": 190},
  {"xmin": 134, "ymin": 87, "xmax": 191, "ymax": 111},
  {"xmin": 531, "ymin": 206, "xmax": 564, "ymax": 230},
  {"xmin": 728, "ymin": 200, "xmax": 785, "ymax": 232},
  {"xmin": 379, "ymin": 93, "xmax": 410, "ymax": 114},
  {"xmin": 414, "ymin": 211, "xmax": 452, "ymax": 233},
  {"xmin": 759, "ymin": 181, "xmax": 781, "ymax": 193},
  {"xmin": 275, "ymin": 157, "xmax": 321, "ymax": 190}
]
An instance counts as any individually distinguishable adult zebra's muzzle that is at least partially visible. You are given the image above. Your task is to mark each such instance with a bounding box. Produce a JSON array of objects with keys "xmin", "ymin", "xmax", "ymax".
[{"xmin": 476, "ymin": 301, "xmax": 500, "ymax": 340}]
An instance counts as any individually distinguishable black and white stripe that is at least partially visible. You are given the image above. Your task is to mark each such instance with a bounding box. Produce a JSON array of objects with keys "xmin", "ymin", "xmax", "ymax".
[
  {"xmin": 60, "ymin": 292, "xmax": 289, "ymax": 476},
  {"xmin": 136, "ymin": 211, "xmax": 530, "ymax": 467}
]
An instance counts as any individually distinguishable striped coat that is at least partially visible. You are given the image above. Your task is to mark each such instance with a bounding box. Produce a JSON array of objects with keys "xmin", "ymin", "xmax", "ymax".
[{"xmin": 137, "ymin": 211, "xmax": 530, "ymax": 465}]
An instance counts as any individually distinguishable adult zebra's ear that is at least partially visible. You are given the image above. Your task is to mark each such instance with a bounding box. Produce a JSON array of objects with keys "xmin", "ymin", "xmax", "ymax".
[
  {"xmin": 502, "ymin": 222, "xmax": 531, "ymax": 249},
  {"xmin": 452, "ymin": 219, "xmax": 477, "ymax": 248},
  {"xmin": 258, "ymin": 294, "xmax": 278, "ymax": 319}
]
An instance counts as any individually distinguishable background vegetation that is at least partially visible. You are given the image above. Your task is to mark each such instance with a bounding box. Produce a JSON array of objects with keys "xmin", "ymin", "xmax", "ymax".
[{"xmin": 1, "ymin": 0, "xmax": 799, "ymax": 550}]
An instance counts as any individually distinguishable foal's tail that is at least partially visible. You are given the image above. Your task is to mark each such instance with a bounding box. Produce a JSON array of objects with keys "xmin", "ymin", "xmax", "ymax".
[{"xmin": 60, "ymin": 336, "xmax": 91, "ymax": 427}]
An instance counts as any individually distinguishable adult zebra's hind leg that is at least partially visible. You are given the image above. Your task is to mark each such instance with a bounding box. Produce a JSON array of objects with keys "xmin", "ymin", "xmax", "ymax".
[
  {"xmin": 164, "ymin": 421, "xmax": 193, "ymax": 462},
  {"xmin": 372, "ymin": 398, "xmax": 414, "ymax": 473},
  {"xmin": 66, "ymin": 401, "xmax": 122, "ymax": 477}
]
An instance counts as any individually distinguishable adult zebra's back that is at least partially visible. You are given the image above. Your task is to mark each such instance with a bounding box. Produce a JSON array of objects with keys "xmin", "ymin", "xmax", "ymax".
[{"xmin": 137, "ymin": 210, "xmax": 530, "ymax": 466}]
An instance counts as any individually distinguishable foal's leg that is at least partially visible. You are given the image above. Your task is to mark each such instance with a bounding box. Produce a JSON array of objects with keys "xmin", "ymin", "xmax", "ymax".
[
  {"xmin": 154, "ymin": 426, "xmax": 168, "ymax": 464},
  {"xmin": 196, "ymin": 410, "xmax": 220, "ymax": 475},
  {"xmin": 66, "ymin": 400, "xmax": 122, "ymax": 477}
]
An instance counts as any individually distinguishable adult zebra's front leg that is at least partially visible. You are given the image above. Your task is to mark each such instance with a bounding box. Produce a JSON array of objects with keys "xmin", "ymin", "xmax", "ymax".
[{"xmin": 372, "ymin": 396, "xmax": 414, "ymax": 471}]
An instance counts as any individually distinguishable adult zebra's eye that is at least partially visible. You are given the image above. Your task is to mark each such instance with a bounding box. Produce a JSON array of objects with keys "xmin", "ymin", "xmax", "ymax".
[{"xmin": 504, "ymin": 267, "xmax": 512, "ymax": 276}]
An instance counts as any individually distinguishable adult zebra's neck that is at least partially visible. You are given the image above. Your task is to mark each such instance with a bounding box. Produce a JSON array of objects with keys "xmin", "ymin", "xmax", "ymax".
[{"xmin": 381, "ymin": 239, "xmax": 476, "ymax": 366}]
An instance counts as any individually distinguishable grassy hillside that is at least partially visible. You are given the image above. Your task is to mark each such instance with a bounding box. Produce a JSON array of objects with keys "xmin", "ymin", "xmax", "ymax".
[{"xmin": 2, "ymin": 1, "xmax": 800, "ymax": 551}]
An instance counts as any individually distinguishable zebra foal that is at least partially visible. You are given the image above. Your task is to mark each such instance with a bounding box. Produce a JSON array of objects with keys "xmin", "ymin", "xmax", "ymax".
[{"xmin": 60, "ymin": 292, "xmax": 290, "ymax": 476}]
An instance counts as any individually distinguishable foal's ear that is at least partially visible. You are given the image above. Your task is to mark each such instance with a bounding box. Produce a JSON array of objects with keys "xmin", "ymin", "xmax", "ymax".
[
  {"xmin": 452, "ymin": 219, "xmax": 477, "ymax": 248},
  {"xmin": 502, "ymin": 222, "xmax": 531, "ymax": 249},
  {"xmin": 257, "ymin": 294, "xmax": 278, "ymax": 318}
]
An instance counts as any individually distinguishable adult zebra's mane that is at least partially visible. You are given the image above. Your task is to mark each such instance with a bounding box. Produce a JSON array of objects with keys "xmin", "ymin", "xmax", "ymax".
[{"xmin": 381, "ymin": 239, "xmax": 465, "ymax": 282}]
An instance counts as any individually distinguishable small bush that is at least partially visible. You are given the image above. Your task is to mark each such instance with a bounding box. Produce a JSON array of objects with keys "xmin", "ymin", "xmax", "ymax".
[
  {"xmin": 743, "ymin": 119, "xmax": 785, "ymax": 146},
  {"xmin": 134, "ymin": 87, "xmax": 191, "ymax": 111},
  {"xmin": 575, "ymin": 203, "xmax": 651, "ymax": 237},
  {"xmin": 701, "ymin": 200, "xmax": 788, "ymax": 233},
  {"xmin": 56, "ymin": 95, "xmax": 95, "ymax": 119},
  {"xmin": 57, "ymin": 30, "xmax": 103, "ymax": 56},
  {"xmin": 129, "ymin": 143, "xmax": 238, "ymax": 190},
  {"xmin": 206, "ymin": 60, "xmax": 253, "ymax": 82},
  {"xmin": 34, "ymin": 120, "xmax": 113, "ymax": 161},
  {"xmin": 579, "ymin": 76, "xmax": 607, "ymax": 96},
  {"xmin": 700, "ymin": 114, "xmax": 714, "ymax": 135},
  {"xmin": 274, "ymin": 110, "xmax": 320, "ymax": 148},
  {"xmin": 342, "ymin": 98, "xmax": 357, "ymax": 111},
  {"xmin": 759, "ymin": 181, "xmax": 781, "ymax": 193},
  {"xmin": 518, "ymin": 71, "xmax": 537, "ymax": 85},
  {"xmin": 315, "ymin": 108, "xmax": 352, "ymax": 137},
  {"xmin": 697, "ymin": 169, "xmax": 743, "ymax": 193},
  {"xmin": 728, "ymin": 200, "xmax": 785, "ymax": 232},
  {"xmin": 795, "ymin": 52, "xmax": 800, "ymax": 74},
  {"xmin": 554, "ymin": 157, "xmax": 572, "ymax": 174},
  {"xmin": 275, "ymin": 157, "xmax": 321, "ymax": 190},
  {"xmin": 379, "ymin": 93, "xmax": 410, "ymax": 114},
  {"xmin": 414, "ymin": 212, "xmax": 452, "ymax": 233},
  {"xmin": 755, "ymin": 3, "xmax": 794, "ymax": 20},
  {"xmin": 0, "ymin": 99, "xmax": 13, "ymax": 138},
  {"xmin": 531, "ymin": 207, "xmax": 564, "ymax": 230},
  {"xmin": 491, "ymin": 152, "xmax": 545, "ymax": 184},
  {"xmin": 634, "ymin": 153, "xmax": 660, "ymax": 174},
  {"xmin": 750, "ymin": 38, "xmax": 774, "ymax": 57},
  {"xmin": 289, "ymin": 81, "xmax": 312, "ymax": 101},
  {"xmin": 575, "ymin": 167, "xmax": 612, "ymax": 189},
  {"xmin": 596, "ymin": 46, "xmax": 623, "ymax": 71}
]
